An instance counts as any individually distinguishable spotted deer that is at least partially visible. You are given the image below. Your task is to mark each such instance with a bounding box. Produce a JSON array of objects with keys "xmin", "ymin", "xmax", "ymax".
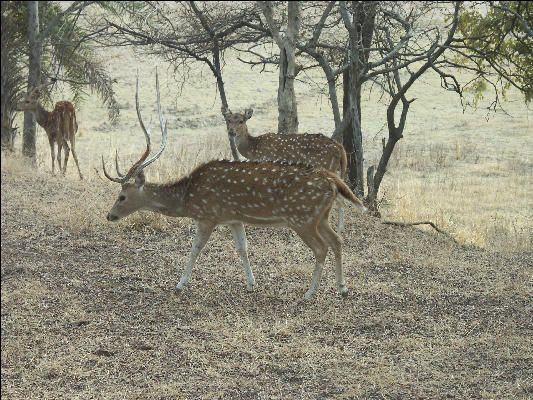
[
  {"xmin": 223, "ymin": 108, "xmax": 349, "ymax": 233},
  {"xmin": 103, "ymin": 72, "xmax": 367, "ymax": 300},
  {"xmin": 16, "ymin": 83, "xmax": 83, "ymax": 179}
]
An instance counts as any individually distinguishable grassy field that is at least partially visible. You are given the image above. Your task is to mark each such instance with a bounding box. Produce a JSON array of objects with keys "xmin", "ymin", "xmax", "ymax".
[{"xmin": 2, "ymin": 44, "xmax": 532, "ymax": 399}]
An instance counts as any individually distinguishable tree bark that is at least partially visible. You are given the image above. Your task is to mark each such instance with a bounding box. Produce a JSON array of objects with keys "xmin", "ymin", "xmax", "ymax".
[
  {"xmin": 22, "ymin": 1, "xmax": 41, "ymax": 161},
  {"xmin": 259, "ymin": 1, "xmax": 300, "ymax": 134},
  {"xmin": 340, "ymin": 2, "xmax": 376, "ymax": 198},
  {"xmin": 342, "ymin": 68, "xmax": 364, "ymax": 197},
  {"xmin": 276, "ymin": 1, "xmax": 299, "ymax": 134}
]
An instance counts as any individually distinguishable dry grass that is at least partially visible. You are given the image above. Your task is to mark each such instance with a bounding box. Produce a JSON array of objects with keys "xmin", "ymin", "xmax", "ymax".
[
  {"xmin": 11, "ymin": 45, "xmax": 531, "ymax": 252},
  {"xmin": 2, "ymin": 43, "xmax": 532, "ymax": 399},
  {"xmin": 1, "ymin": 164, "xmax": 532, "ymax": 399}
]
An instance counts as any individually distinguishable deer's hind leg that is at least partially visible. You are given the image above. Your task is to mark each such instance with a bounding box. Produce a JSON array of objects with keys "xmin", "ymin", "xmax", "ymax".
[
  {"xmin": 318, "ymin": 218, "xmax": 348, "ymax": 297},
  {"xmin": 62, "ymin": 139, "xmax": 70, "ymax": 175},
  {"xmin": 56, "ymin": 140, "xmax": 63, "ymax": 174},
  {"xmin": 293, "ymin": 225, "xmax": 328, "ymax": 300},
  {"xmin": 69, "ymin": 139, "xmax": 83, "ymax": 179},
  {"xmin": 48, "ymin": 137, "xmax": 56, "ymax": 175}
]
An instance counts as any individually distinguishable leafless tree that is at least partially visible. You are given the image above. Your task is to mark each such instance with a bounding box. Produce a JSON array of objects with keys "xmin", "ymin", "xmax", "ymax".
[
  {"xmin": 245, "ymin": 2, "xmax": 462, "ymax": 208},
  {"xmin": 96, "ymin": 1, "xmax": 268, "ymax": 161},
  {"xmin": 256, "ymin": 1, "xmax": 301, "ymax": 134}
]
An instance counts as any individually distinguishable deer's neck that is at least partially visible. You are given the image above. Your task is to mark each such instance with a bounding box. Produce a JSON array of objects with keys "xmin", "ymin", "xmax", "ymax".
[
  {"xmin": 142, "ymin": 178, "xmax": 191, "ymax": 217},
  {"xmin": 34, "ymin": 104, "xmax": 50, "ymax": 127},
  {"xmin": 236, "ymin": 129, "xmax": 258, "ymax": 158}
]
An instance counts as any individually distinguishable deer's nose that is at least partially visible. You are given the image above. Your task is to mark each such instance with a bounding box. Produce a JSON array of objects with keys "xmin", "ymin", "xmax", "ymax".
[
  {"xmin": 228, "ymin": 128, "xmax": 236, "ymax": 137},
  {"xmin": 107, "ymin": 213, "xmax": 118, "ymax": 221}
]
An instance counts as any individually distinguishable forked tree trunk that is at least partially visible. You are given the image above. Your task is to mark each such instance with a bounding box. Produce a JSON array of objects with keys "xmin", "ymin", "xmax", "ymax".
[
  {"xmin": 277, "ymin": 2, "xmax": 299, "ymax": 134},
  {"xmin": 340, "ymin": 2, "xmax": 376, "ymax": 200},
  {"xmin": 22, "ymin": 1, "xmax": 41, "ymax": 161},
  {"xmin": 259, "ymin": 1, "xmax": 300, "ymax": 135}
]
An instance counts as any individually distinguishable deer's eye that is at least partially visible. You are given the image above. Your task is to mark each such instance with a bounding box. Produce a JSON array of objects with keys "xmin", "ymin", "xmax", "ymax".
[{"xmin": 119, "ymin": 195, "xmax": 126, "ymax": 202}]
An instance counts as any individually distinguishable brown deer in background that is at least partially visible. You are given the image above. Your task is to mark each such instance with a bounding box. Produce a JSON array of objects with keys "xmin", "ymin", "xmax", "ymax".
[
  {"xmin": 16, "ymin": 84, "xmax": 83, "ymax": 179},
  {"xmin": 223, "ymin": 108, "xmax": 349, "ymax": 234},
  {"xmin": 103, "ymin": 72, "xmax": 367, "ymax": 300}
]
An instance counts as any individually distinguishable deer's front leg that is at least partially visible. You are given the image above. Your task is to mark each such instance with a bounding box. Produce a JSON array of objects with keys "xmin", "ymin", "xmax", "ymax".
[
  {"xmin": 229, "ymin": 222, "xmax": 255, "ymax": 292},
  {"xmin": 176, "ymin": 220, "xmax": 214, "ymax": 291}
]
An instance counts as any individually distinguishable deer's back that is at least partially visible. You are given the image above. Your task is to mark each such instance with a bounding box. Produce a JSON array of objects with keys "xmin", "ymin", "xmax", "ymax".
[
  {"xmin": 44, "ymin": 102, "xmax": 77, "ymax": 140},
  {"xmin": 182, "ymin": 159, "xmax": 338, "ymax": 226},
  {"xmin": 251, "ymin": 133, "xmax": 344, "ymax": 173}
]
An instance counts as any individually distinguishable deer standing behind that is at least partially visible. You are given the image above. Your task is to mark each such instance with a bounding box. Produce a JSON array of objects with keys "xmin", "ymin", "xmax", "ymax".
[
  {"xmin": 103, "ymin": 72, "xmax": 367, "ymax": 300},
  {"xmin": 223, "ymin": 108, "xmax": 349, "ymax": 233},
  {"xmin": 16, "ymin": 84, "xmax": 83, "ymax": 179}
]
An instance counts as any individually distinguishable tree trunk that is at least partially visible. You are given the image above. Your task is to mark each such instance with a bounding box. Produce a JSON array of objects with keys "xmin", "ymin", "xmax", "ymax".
[
  {"xmin": 259, "ymin": 1, "xmax": 300, "ymax": 135},
  {"xmin": 276, "ymin": 1, "xmax": 299, "ymax": 134},
  {"xmin": 213, "ymin": 45, "xmax": 240, "ymax": 161},
  {"xmin": 339, "ymin": 2, "xmax": 376, "ymax": 199},
  {"xmin": 22, "ymin": 1, "xmax": 41, "ymax": 161},
  {"xmin": 342, "ymin": 68, "xmax": 364, "ymax": 197},
  {"xmin": 277, "ymin": 41, "xmax": 298, "ymax": 134}
]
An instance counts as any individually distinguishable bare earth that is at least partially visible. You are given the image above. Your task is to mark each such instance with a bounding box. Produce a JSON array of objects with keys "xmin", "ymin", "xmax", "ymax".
[{"xmin": 1, "ymin": 167, "xmax": 532, "ymax": 399}]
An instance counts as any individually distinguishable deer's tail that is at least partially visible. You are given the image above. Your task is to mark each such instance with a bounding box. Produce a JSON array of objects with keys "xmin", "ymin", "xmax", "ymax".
[
  {"xmin": 339, "ymin": 146, "xmax": 347, "ymax": 179},
  {"xmin": 334, "ymin": 175, "xmax": 367, "ymax": 212}
]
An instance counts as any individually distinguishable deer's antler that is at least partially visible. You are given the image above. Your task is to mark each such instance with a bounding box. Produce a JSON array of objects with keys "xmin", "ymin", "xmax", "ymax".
[{"xmin": 102, "ymin": 69, "xmax": 167, "ymax": 184}]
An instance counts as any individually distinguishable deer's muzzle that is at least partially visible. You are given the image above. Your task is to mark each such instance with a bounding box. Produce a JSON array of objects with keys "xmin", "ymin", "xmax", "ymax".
[{"xmin": 107, "ymin": 213, "xmax": 119, "ymax": 222}]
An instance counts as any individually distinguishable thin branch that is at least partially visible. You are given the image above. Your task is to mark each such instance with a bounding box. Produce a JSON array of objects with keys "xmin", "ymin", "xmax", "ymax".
[{"xmin": 382, "ymin": 221, "xmax": 458, "ymax": 243}]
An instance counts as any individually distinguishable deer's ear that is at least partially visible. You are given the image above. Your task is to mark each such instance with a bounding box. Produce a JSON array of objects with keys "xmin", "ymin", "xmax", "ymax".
[
  {"xmin": 244, "ymin": 108, "xmax": 253, "ymax": 120},
  {"xmin": 135, "ymin": 171, "xmax": 145, "ymax": 189}
]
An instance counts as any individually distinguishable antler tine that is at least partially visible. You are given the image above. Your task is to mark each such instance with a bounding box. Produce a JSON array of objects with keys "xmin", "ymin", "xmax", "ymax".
[
  {"xmin": 118, "ymin": 72, "xmax": 153, "ymax": 182},
  {"xmin": 115, "ymin": 150, "xmax": 125, "ymax": 178},
  {"xmin": 102, "ymin": 155, "xmax": 126, "ymax": 183},
  {"xmin": 135, "ymin": 67, "xmax": 167, "ymax": 172},
  {"xmin": 101, "ymin": 70, "xmax": 167, "ymax": 184}
]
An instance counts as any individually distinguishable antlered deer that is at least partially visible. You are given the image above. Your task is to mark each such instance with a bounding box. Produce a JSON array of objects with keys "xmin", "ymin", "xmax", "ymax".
[
  {"xmin": 16, "ymin": 83, "xmax": 83, "ymax": 179},
  {"xmin": 223, "ymin": 108, "xmax": 349, "ymax": 233},
  {"xmin": 103, "ymin": 72, "xmax": 366, "ymax": 300}
]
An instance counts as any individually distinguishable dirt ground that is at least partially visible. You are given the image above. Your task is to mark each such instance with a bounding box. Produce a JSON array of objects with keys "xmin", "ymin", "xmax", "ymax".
[{"xmin": 1, "ymin": 167, "xmax": 532, "ymax": 399}]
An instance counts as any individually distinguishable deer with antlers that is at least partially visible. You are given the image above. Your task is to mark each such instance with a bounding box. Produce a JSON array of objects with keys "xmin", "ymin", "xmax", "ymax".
[
  {"xmin": 223, "ymin": 108, "xmax": 349, "ymax": 234},
  {"xmin": 16, "ymin": 83, "xmax": 83, "ymax": 179},
  {"xmin": 103, "ymin": 72, "xmax": 367, "ymax": 300}
]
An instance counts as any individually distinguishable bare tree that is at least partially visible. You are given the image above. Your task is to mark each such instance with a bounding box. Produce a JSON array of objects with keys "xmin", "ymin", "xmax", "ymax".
[
  {"xmin": 276, "ymin": 2, "xmax": 462, "ymax": 209},
  {"xmin": 99, "ymin": 1, "xmax": 268, "ymax": 161},
  {"xmin": 89, "ymin": 1, "xmax": 530, "ymax": 212},
  {"xmin": 257, "ymin": 1, "xmax": 301, "ymax": 134}
]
